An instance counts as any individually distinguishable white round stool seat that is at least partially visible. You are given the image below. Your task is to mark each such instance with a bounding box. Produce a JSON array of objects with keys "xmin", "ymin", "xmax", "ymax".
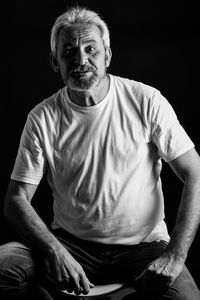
[{"xmin": 61, "ymin": 283, "xmax": 136, "ymax": 299}]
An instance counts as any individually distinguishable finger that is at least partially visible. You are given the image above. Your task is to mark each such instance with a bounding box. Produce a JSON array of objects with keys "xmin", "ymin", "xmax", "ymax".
[
  {"xmin": 135, "ymin": 268, "xmax": 161, "ymax": 292},
  {"xmin": 55, "ymin": 277, "xmax": 71, "ymax": 291},
  {"xmin": 135, "ymin": 268, "xmax": 147, "ymax": 281},
  {"xmin": 70, "ymin": 273, "xmax": 82, "ymax": 295},
  {"xmin": 147, "ymin": 262, "xmax": 173, "ymax": 284},
  {"xmin": 147, "ymin": 260, "xmax": 169, "ymax": 276},
  {"xmin": 80, "ymin": 276, "xmax": 94, "ymax": 295},
  {"xmin": 89, "ymin": 282, "xmax": 95, "ymax": 288},
  {"xmin": 79, "ymin": 274, "xmax": 94, "ymax": 295},
  {"xmin": 134, "ymin": 269, "xmax": 153, "ymax": 291},
  {"xmin": 65, "ymin": 285, "xmax": 74, "ymax": 293},
  {"xmin": 63, "ymin": 277, "xmax": 74, "ymax": 293},
  {"xmin": 145, "ymin": 270, "xmax": 172, "ymax": 293}
]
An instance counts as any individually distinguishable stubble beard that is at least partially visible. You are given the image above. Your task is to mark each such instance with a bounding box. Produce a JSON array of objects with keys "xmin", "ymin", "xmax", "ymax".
[
  {"xmin": 66, "ymin": 73, "xmax": 99, "ymax": 91},
  {"xmin": 67, "ymin": 71, "xmax": 108, "ymax": 91}
]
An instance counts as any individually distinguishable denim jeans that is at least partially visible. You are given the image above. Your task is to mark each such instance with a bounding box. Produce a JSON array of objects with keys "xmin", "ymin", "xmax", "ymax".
[{"xmin": 0, "ymin": 229, "xmax": 199, "ymax": 299}]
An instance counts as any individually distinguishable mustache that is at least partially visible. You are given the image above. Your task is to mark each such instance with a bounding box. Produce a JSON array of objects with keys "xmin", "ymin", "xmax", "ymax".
[{"xmin": 69, "ymin": 65, "xmax": 96, "ymax": 74}]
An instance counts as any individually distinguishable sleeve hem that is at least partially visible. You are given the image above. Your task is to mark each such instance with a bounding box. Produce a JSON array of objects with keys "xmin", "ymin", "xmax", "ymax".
[
  {"xmin": 163, "ymin": 145, "xmax": 195, "ymax": 163},
  {"xmin": 10, "ymin": 175, "xmax": 41, "ymax": 185}
]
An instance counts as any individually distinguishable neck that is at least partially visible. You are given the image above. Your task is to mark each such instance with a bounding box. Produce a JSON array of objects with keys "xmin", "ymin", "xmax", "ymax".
[{"xmin": 68, "ymin": 75, "xmax": 110, "ymax": 107}]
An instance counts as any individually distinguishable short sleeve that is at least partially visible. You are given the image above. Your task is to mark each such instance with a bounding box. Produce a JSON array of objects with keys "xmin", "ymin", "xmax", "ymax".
[
  {"xmin": 11, "ymin": 113, "xmax": 46, "ymax": 184},
  {"xmin": 150, "ymin": 91, "xmax": 194, "ymax": 162}
]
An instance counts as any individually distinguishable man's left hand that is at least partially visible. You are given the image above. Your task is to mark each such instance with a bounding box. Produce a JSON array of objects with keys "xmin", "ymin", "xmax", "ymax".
[{"xmin": 135, "ymin": 251, "xmax": 185, "ymax": 293}]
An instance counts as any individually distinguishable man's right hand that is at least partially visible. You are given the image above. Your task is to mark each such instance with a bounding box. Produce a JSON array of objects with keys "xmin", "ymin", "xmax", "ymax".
[
  {"xmin": 4, "ymin": 180, "xmax": 94, "ymax": 295},
  {"xmin": 46, "ymin": 242, "xmax": 94, "ymax": 295}
]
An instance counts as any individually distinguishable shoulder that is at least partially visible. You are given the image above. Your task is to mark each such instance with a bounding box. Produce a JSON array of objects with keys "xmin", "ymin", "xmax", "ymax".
[
  {"xmin": 111, "ymin": 74, "xmax": 159, "ymax": 100},
  {"xmin": 110, "ymin": 74, "xmax": 164, "ymax": 117},
  {"xmin": 28, "ymin": 88, "xmax": 65, "ymax": 124}
]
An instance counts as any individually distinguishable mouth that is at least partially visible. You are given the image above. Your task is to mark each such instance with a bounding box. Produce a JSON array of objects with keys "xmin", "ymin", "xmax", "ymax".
[{"xmin": 71, "ymin": 70, "xmax": 93, "ymax": 77}]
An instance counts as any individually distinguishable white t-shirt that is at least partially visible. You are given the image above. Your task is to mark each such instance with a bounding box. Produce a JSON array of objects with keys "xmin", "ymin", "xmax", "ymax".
[{"xmin": 11, "ymin": 75, "xmax": 194, "ymax": 244}]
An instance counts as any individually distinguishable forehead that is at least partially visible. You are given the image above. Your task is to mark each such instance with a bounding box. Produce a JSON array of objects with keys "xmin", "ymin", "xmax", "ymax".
[{"xmin": 57, "ymin": 23, "xmax": 103, "ymax": 46}]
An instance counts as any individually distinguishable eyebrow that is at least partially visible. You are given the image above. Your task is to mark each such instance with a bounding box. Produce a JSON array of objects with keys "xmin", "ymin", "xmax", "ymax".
[
  {"xmin": 63, "ymin": 39, "xmax": 97, "ymax": 47},
  {"xmin": 83, "ymin": 39, "xmax": 97, "ymax": 44}
]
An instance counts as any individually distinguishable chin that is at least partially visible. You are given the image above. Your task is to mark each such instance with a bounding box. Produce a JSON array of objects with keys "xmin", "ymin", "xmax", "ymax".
[{"xmin": 66, "ymin": 74, "xmax": 105, "ymax": 91}]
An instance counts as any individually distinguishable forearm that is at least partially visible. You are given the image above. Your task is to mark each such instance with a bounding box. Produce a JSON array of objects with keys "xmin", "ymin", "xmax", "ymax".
[
  {"xmin": 4, "ymin": 192, "xmax": 94, "ymax": 293},
  {"xmin": 4, "ymin": 194, "xmax": 61, "ymax": 255},
  {"xmin": 166, "ymin": 175, "xmax": 200, "ymax": 260}
]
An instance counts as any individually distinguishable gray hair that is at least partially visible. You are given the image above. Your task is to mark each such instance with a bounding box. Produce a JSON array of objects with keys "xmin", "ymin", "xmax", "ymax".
[{"xmin": 50, "ymin": 6, "xmax": 110, "ymax": 55}]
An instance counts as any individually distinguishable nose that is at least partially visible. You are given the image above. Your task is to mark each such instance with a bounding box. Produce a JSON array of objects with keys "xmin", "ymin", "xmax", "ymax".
[{"xmin": 74, "ymin": 48, "xmax": 88, "ymax": 66}]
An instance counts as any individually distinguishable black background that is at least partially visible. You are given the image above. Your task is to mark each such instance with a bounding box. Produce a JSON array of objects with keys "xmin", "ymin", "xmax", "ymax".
[{"xmin": 1, "ymin": 0, "xmax": 199, "ymax": 287}]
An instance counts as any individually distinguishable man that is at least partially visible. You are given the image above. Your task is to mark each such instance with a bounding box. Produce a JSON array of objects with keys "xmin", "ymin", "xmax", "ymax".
[{"xmin": 0, "ymin": 5, "xmax": 200, "ymax": 300}]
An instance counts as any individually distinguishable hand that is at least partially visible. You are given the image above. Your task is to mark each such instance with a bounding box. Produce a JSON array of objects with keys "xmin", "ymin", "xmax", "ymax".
[
  {"xmin": 135, "ymin": 251, "xmax": 184, "ymax": 293},
  {"xmin": 46, "ymin": 243, "xmax": 94, "ymax": 295}
]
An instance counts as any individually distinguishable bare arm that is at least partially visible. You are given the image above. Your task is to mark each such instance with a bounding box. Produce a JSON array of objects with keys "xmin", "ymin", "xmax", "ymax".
[
  {"xmin": 136, "ymin": 148, "xmax": 200, "ymax": 291},
  {"xmin": 4, "ymin": 180, "xmax": 59, "ymax": 253},
  {"xmin": 166, "ymin": 148, "xmax": 200, "ymax": 259},
  {"xmin": 4, "ymin": 180, "xmax": 94, "ymax": 294}
]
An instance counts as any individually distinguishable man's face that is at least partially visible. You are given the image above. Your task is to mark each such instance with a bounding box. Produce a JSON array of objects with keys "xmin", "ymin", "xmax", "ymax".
[{"xmin": 54, "ymin": 23, "xmax": 111, "ymax": 91}]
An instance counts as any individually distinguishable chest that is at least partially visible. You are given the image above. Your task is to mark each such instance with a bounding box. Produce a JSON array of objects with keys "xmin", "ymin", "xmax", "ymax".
[{"xmin": 49, "ymin": 103, "xmax": 150, "ymax": 175}]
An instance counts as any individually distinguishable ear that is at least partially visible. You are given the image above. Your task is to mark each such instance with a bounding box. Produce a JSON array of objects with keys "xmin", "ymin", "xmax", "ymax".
[
  {"xmin": 49, "ymin": 52, "xmax": 59, "ymax": 73},
  {"xmin": 105, "ymin": 47, "xmax": 112, "ymax": 68}
]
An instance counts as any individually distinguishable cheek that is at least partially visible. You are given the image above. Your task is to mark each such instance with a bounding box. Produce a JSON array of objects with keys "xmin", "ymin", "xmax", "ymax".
[
  {"xmin": 99, "ymin": 58, "xmax": 107, "ymax": 73},
  {"xmin": 93, "ymin": 55, "xmax": 106, "ymax": 71},
  {"xmin": 58, "ymin": 65, "xmax": 69, "ymax": 82},
  {"xmin": 58, "ymin": 60, "xmax": 70, "ymax": 75}
]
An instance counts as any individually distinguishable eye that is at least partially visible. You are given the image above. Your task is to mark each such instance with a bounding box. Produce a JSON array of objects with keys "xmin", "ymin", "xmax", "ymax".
[
  {"xmin": 63, "ymin": 48, "xmax": 74, "ymax": 57},
  {"xmin": 86, "ymin": 45, "xmax": 96, "ymax": 53}
]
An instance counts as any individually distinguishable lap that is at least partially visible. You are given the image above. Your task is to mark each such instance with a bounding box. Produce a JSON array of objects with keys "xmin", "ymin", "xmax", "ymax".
[
  {"xmin": 0, "ymin": 236, "xmax": 199, "ymax": 300},
  {"xmin": 54, "ymin": 231, "xmax": 168, "ymax": 284},
  {"xmin": 51, "ymin": 232, "xmax": 200, "ymax": 299},
  {"xmin": 0, "ymin": 234, "xmax": 168, "ymax": 285}
]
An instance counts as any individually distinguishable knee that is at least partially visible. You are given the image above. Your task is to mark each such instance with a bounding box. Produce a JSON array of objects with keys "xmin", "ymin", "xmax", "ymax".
[
  {"xmin": 0, "ymin": 243, "xmax": 35, "ymax": 295},
  {"xmin": 161, "ymin": 266, "xmax": 200, "ymax": 300},
  {"xmin": 161, "ymin": 288, "xmax": 198, "ymax": 300}
]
